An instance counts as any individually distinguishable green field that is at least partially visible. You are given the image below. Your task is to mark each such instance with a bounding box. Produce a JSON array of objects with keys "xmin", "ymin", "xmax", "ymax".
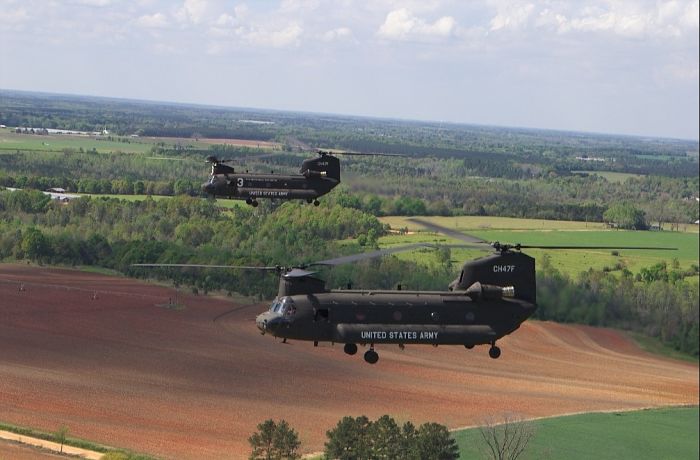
[
  {"xmin": 382, "ymin": 215, "xmax": 607, "ymax": 231},
  {"xmin": 454, "ymin": 406, "xmax": 699, "ymax": 460},
  {"xmin": 379, "ymin": 216, "xmax": 699, "ymax": 277},
  {"xmin": 0, "ymin": 128, "xmax": 279, "ymax": 155},
  {"xmin": 0, "ymin": 129, "xmax": 155, "ymax": 154}
]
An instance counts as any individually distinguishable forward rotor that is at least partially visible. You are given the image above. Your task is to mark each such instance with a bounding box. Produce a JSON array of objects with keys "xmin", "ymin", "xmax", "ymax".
[{"xmin": 408, "ymin": 218, "xmax": 677, "ymax": 253}]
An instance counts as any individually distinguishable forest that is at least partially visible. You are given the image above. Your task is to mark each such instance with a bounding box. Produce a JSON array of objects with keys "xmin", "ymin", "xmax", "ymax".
[{"xmin": 0, "ymin": 90, "xmax": 698, "ymax": 356}]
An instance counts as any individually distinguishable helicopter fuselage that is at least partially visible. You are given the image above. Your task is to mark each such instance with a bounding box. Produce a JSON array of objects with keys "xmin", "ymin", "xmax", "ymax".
[
  {"xmin": 203, "ymin": 172, "xmax": 339, "ymax": 204},
  {"xmin": 203, "ymin": 154, "xmax": 342, "ymax": 206},
  {"xmin": 255, "ymin": 287, "xmax": 537, "ymax": 364},
  {"xmin": 255, "ymin": 250, "xmax": 539, "ymax": 363}
]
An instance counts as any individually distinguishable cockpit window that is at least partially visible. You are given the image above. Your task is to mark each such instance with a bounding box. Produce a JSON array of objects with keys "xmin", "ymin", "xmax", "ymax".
[
  {"xmin": 279, "ymin": 297, "xmax": 296, "ymax": 316},
  {"xmin": 269, "ymin": 297, "xmax": 295, "ymax": 315}
]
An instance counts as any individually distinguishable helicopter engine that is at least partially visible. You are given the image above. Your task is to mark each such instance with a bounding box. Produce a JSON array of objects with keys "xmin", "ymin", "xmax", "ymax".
[
  {"xmin": 451, "ymin": 251, "xmax": 536, "ymax": 304},
  {"xmin": 300, "ymin": 155, "xmax": 341, "ymax": 182}
]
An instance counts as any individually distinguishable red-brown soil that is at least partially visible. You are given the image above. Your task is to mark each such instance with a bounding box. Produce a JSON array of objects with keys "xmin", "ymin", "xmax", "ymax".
[
  {"xmin": 0, "ymin": 441, "xmax": 67, "ymax": 460},
  {"xmin": 1, "ymin": 264, "xmax": 697, "ymax": 459}
]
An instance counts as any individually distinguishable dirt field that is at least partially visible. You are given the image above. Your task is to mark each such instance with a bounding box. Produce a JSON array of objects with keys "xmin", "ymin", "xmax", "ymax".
[
  {"xmin": 0, "ymin": 264, "xmax": 697, "ymax": 459},
  {"xmin": 197, "ymin": 138, "xmax": 280, "ymax": 149}
]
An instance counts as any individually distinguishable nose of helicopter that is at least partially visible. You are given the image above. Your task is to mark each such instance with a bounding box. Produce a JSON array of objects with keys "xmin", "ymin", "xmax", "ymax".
[
  {"xmin": 202, "ymin": 181, "xmax": 215, "ymax": 194},
  {"xmin": 256, "ymin": 312, "xmax": 282, "ymax": 335},
  {"xmin": 256, "ymin": 314, "xmax": 267, "ymax": 333}
]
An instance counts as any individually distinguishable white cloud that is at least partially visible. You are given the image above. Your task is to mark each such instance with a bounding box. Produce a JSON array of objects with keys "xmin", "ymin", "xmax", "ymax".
[
  {"xmin": 536, "ymin": 1, "xmax": 699, "ymax": 38},
  {"xmin": 322, "ymin": 27, "xmax": 353, "ymax": 42},
  {"xmin": 377, "ymin": 8, "xmax": 456, "ymax": 40},
  {"xmin": 215, "ymin": 13, "xmax": 235, "ymax": 27},
  {"xmin": 489, "ymin": 2, "xmax": 534, "ymax": 31},
  {"xmin": 680, "ymin": 0, "xmax": 699, "ymax": 29},
  {"xmin": 0, "ymin": 6, "xmax": 29, "ymax": 27},
  {"xmin": 175, "ymin": 0, "xmax": 210, "ymax": 25},
  {"xmin": 136, "ymin": 12, "xmax": 169, "ymax": 29},
  {"xmin": 72, "ymin": 0, "xmax": 112, "ymax": 6},
  {"xmin": 243, "ymin": 23, "xmax": 303, "ymax": 48}
]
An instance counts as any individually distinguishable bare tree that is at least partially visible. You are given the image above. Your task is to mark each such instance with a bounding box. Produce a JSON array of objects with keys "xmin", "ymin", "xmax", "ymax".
[
  {"xmin": 54, "ymin": 425, "xmax": 68, "ymax": 453},
  {"xmin": 479, "ymin": 413, "xmax": 535, "ymax": 460}
]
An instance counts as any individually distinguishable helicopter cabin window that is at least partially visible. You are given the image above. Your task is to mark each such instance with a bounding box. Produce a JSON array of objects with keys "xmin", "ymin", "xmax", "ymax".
[{"xmin": 314, "ymin": 308, "xmax": 329, "ymax": 322}]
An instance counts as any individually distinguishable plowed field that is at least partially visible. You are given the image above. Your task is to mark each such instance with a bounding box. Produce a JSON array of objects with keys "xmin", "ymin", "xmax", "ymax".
[{"xmin": 1, "ymin": 264, "xmax": 697, "ymax": 459}]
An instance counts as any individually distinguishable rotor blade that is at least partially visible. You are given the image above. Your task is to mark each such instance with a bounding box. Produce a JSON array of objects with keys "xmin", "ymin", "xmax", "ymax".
[
  {"xmin": 516, "ymin": 245, "xmax": 677, "ymax": 250},
  {"xmin": 205, "ymin": 156, "xmax": 235, "ymax": 164},
  {"xmin": 132, "ymin": 263, "xmax": 280, "ymax": 271},
  {"xmin": 407, "ymin": 218, "xmax": 490, "ymax": 245},
  {"xmin": 310, "ymin": 243, "xmax": 435, "ymax": 267},
  {"xmin": 283, "ymin": 268, "xmax": 316, "ymax": 278},
  {"xmin": 233, "ymin": 152, "xmax": 282, "ymax": 162},
  {"xmin": 316, "ymin": 149, "xmax": 405, "ymax": 157}
]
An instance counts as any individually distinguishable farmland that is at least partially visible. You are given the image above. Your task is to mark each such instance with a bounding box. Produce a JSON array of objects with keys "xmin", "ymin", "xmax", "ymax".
[
  {"xmin": 0, "ymin": 128, "xmax": 279, "ymax": 155},
  {"xmin": 379, "ymin": 216, "xmax": 699, "ymax": 277},
  {"xmin": 0, "ymin": 264, "xmax": 697, "ymax": 459},
  {"xmin": 454, "ymin": 406, "xmax": 699, "ymax": 460}
]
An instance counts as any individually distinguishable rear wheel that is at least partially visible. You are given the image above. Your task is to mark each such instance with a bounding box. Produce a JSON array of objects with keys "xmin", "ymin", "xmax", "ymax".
[
  {"xmin": 313, "ymin": 199, "xmax": 320, "ymax": 206},
  {"xmin": 344, "ymin": 343, "xmax": 358, "ymax": 355},
  {"xmin": 489, "ymin": 345, "xmax": 501, "ymax": 359},
  {"xmin": 364, "ymin": 349, "xmax": 379, "ymax": 364}
]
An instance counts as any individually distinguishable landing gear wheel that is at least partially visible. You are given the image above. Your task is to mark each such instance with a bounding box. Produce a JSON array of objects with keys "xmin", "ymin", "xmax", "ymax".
[
  {"xmin": 251, "ymin": 200, "xmax": 259, "ymax": 207},
  {"xmin": 464, "ymin": 344, "xmax": 475, "ymax": 349},
  {"xmin": 344, "ymin": 343, "xmax": 358, "ymax": 355},
  {"xmin": 245, "ymin": 198, "xmax": 252, "ymax": 205},
  {"xmin": 364, "ymin": 349, "xmax": 379, "ymax": 364},
  {"xmin": 313, "ymin": 199, "xmax": 320, "ymax": 206},
  {"xmin": 489, "ymin": 345, "xmax": 501, "ymax": 359},
  {"xmin": 306, "ymin": 198, "xmax": 313, "ymax": 204}
]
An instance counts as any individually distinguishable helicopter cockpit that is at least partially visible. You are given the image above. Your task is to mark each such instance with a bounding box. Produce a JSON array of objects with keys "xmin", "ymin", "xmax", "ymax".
[
  {"xmin": 269, "ymin": 297, "xmax": 296, "ymax": 316},
  {"xmin": 202, "ymin": 174, "xmax": 225, "ymax": 195}
]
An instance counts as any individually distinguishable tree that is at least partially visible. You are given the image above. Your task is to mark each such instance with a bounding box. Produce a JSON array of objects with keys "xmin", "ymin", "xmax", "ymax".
[
  {"xmin": 367, "ymin": 415, "xmax": 403, "ymax": 459},
  {"xmin": 54, "ymin": 425, "xmax": 68, "ymax": 454},
  {"xmin": 478, "ymin": 414, "xmax": 535, "ymax": 460},
  {"xmin": 324, "ymin": 415, "xmax": 371, "ymax": 460},
  {"xmin": 603, "ymin": 203, "xmax": 647, "ymax": 230},
  {"xmin": 21, "ymin": 227, "xmax": 50, "ymax": 262},
  {"xmin": 248, "ymin": 419, "xmax": 301, "ymax": 460},
  {"xmin": 414, "ymin": 422, "xmax": 460, "ymax": 460},
  {"xmin": 324, "ymin": 416, "xmax": 459, "ymax": 460}
]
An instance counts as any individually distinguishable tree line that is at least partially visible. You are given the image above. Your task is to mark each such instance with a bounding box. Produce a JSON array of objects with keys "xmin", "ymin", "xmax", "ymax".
[
  {"xmin": 249, "ymin": 415, "xmax": 461, "ymax": 460},
  {"xmin": 536, "ymin": 255, "xmax": 699, "ymax": 356},
  {"xmin": 1, "ymin": 145, "xmax": 697, "ymax": 224}
]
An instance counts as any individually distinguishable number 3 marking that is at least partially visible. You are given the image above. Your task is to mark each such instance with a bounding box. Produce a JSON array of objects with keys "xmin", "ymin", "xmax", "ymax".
[{"xmin": 237, "ymin": 178, "xmax": 244, "ymax": 187}]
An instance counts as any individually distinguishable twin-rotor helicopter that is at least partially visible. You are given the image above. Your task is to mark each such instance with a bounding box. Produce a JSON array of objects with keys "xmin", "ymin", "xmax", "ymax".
[
  {"xmin": 201, "ymin": 149, "xmax": 401, "ymax": 207},
  {"xmin": 135, "ymin": 219, "xmax": 674, "ymax": 364}
]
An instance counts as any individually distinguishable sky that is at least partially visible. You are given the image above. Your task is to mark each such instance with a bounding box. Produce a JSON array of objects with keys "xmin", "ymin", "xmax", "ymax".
[{"xmin": 0, "ymin": 0, "xmax": 698, "ymax": 140}]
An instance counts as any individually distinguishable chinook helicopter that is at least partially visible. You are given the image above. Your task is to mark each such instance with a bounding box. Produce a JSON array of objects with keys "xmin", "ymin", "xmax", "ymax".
[
  {"xmin": 202, "ymin": 149, "xmax": 401, "ymax": 207},
  {"xmin": 134, "ymin": 219, "xmax": 675, "ymax": 364}
]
